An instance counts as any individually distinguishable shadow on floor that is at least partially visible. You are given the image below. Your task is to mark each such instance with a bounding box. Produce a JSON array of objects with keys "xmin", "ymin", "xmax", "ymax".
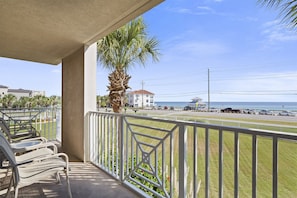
[{"xmin": 0, "ymin": 162, "xmax": 140, "ymax": 198}]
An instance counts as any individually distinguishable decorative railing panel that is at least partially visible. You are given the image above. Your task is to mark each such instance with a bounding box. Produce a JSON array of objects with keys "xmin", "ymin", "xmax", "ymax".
[
  {"xmin": 88, "ymin": 112, "xmax": 297, "ymax": 198},
  {"xmin": 0, "ymin": 107, "xmax": 61, "ymax": 141}
]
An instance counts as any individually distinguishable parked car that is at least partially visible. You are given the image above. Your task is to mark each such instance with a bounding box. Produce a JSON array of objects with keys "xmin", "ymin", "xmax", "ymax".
[
  {"xmin": 243, "ymin": 109, "xmax": 256, "ymax": 114},
  {"xmin": 183, "ymin": 106, "xmax": 192, "ymax": 111},
  {"xmin": 221, "ymin": 108, "xmax": 232, "ymax": 113},
  {"xmin": 258, "ymin": 110, "xmax": 273, "ymax": 115},
  {"xmin": 278, "ymin": 110, "xmax": 295, "ymax": 116},
  {"xmin": 221, "ymin": 108, "xmax": 240, "ymax": 113}
]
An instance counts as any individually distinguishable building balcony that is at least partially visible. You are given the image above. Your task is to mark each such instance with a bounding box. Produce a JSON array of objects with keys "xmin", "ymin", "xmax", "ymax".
[{"xmin": 1, "ymin": 108, "xmax": 297, "ymax": 197}]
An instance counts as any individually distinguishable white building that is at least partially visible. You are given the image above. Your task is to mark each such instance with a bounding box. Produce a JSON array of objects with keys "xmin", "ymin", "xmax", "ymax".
[
  {"xmin": 127, "ymin": 90, "xmax": 154, "ymax": 108},
  {"xmin": 32, "ymin": 90, "xmax": 46, "ymax": 97},
  {"xmin": 0, "ymin": 85, "xmax": 45, "ymax": 99},
  {"xmin": 187, "ymin": 97, "xmax": 206, "ymax": 110}
]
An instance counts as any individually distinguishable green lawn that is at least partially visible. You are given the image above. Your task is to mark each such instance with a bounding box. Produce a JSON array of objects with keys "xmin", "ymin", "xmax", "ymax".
[{"xmin": 33, "ymin": 121, "xmax": 57, "ymax": 140}]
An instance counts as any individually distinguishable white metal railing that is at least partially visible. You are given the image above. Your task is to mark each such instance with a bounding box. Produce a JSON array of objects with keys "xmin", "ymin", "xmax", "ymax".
[{"xmin": 88, "ymin": 111, "xmax": 297, "ymax": 198}]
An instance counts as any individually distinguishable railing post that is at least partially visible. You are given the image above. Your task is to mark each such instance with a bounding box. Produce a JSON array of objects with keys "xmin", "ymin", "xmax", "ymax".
[
  {"xmin": 179, "ymin": 125, "xmax": 187, "ymax": 197},
  {"xmin": 234, "ymin": 132, "xmax": 239, "ymax": 198},
  {"xmin": 118, "ymin": 114, "xmax": 124, "ymax": 181},
  {"xmin": 219, "ymin": 130, "xmax": 223, "ymax": 198},
  {"xmin": 252, "ymin": 135, "xmax": 258, "ymax": 198},
  {"xmin": 205, "ymin": 128, "xmax": 209, "ymax": 198},
  {"xmin": 273, "ymin": 137, "xmax": 278, "ymax": 198},
  {"xmin": 85, "ymin": 112, "xmax": 91, "ymax": 162}
]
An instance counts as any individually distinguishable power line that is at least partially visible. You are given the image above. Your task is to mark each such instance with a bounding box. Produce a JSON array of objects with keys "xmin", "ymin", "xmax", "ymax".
[
  {"xmin": 131, "ymin": 71, "xmax": 297, "ymax": 86},
  {"xmin": 154, "ymin": 89, "xmax": 297, "ymax": 97}
]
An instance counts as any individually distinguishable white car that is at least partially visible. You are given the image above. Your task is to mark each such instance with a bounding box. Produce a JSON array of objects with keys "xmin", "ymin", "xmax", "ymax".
[
  {"xmin": 259, "ymin": 110, "xmax": 273, "ymax": 115},
  {"xmin": 278, "ymin": 110, "xmax": 295, "ymax": 116}
]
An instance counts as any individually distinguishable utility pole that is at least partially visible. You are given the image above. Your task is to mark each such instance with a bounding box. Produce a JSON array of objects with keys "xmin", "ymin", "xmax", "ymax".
[
  {"xmin": 208, "ymin": 68, "xmax": 210, "ymax": 112},
  {"xmin": 141, "ymin": 80, "xmax": 144, "ymax": 109}
]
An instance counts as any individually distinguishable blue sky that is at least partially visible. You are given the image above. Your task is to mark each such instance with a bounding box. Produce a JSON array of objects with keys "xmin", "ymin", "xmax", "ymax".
[{"xmin": 1, "ymin": 0, "xmax": 297, "ymax": 102}]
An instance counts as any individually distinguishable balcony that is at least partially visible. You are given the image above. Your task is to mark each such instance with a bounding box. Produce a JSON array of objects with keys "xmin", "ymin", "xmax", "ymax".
[{"xmin": 1, "ymin": 109, "xmax": 297, "ymax": 197}]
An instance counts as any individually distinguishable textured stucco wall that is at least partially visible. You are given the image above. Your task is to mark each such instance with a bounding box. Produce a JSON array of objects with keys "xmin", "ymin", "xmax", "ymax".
[{"xmin": 62, "ymin": 44, "xmax": 96, "ymax": 161}]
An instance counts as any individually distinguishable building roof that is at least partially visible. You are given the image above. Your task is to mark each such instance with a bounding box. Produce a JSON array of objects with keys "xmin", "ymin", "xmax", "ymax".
[
  {"xmin": 8, "ymin": 89, "xmax": 32, "ymax": 94},
  {"xmin": 191, "ymin": 97, "xmax": 203, "ymax": 102},
  {"xmin": 0, "ymin": 0, "xmax": 163, "ymax": 65},
  {"xmin": 129, "ymin": 90, "xmax": 154, "ymax": 95},
  {"xmin": 0, "ymin": 85, "xmax": 8, "ymax": 88}
]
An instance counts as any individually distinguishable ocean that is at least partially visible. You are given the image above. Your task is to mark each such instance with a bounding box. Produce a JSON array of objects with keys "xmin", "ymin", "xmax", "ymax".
[{"xmin": 155, "ymin": 101, "xmax": 297, "ymax": 112}]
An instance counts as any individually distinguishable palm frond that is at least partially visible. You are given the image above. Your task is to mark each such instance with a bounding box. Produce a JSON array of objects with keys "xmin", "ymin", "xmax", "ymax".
[
  {"xmin": 258, "ymin": 0, "xmax": 283, "ymax": 7},
  {"xmin": 258, "ymin": 0, "xmax": 297, "ymax": 28}
]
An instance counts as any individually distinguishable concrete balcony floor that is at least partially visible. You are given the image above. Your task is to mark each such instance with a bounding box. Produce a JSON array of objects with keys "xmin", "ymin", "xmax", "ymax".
[{"xmin": 1, "ymin": 162, "xmax": 140, "ymax": 198}]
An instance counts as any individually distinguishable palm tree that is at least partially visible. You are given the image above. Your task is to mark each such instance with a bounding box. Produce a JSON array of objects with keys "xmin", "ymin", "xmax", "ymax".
[
  {"xmin": 97, "ymin": 17, "xmax": 160, "ymax": 113},
  {"xmin": 48, "ymin": 95, "xmax": 60, "ymax": 107},
  {"xmin": 16, "ymin": 96, "xmax": 30, "ymax": 108},
  {"xmin": 33, "ymin": 95, "xmax": 49, "ymax": 107},
  {"xmin": 258, "ymin": 0, "xmax": 297, "ymax": 28},
  {"xmin": 1, "ymin": 94, "xmax": 16, "ymax": 108}
]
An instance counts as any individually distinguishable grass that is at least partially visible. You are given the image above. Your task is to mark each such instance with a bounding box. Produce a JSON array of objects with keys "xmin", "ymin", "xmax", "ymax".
[
  {"xmin": 191, "ymin": 130, "xmax": 297, "ymax": 197},
  {"xmin": 33, "ymin": 121, "xmax": 58, "ymax": 140}
]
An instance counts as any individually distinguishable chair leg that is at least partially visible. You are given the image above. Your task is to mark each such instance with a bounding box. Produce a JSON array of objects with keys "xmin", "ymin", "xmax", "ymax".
[
  {"xmin": 0, "ymin": 168, "xmax": 11, "ymax": 184},
  {"xmin": 56, "ymin": 173, "xmax": 61, "ymax": 184},
  {"xmin": 0, "ymin": 169, "xmax": 7, "ymax": 184},
  {"xmin": 64, "ymin": 168, "xmax": 72, "ymax": 198},
  {"xmin": 5, "ymin": 174, "xmax": 13, "ymax": 198},
  {"xmin": 66, "ymin": 174, "xmax": 72, "ymax": 198},
  {"xmin": 14, "ymin": 187, "xmax": 19, "ymax": 198}
]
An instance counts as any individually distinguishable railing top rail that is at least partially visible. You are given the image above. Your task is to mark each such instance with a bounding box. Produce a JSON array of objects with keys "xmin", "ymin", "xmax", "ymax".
[{"xmin": 89, "ymin": 111, "xmax": 297, "ymax": 141}]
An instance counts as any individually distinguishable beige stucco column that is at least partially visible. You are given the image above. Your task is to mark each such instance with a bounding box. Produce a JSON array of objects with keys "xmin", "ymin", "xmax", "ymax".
[{"xmin": 62, "ymin": 43, "xmax": 97, "ymax": 161}]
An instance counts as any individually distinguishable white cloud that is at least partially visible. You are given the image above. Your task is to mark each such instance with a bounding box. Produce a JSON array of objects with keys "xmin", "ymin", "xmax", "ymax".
[
  {"xmin": 197, "ymin": 6, "xmax": 215, "ymax": 14},
  {"xmin": 261, "ymin": 20, "xmax": 297, "ymax": 43},
  {"xmin": 171, "ymin": 40, "xmax": 229, "ymax": 56},
  {"xmin": 170, "ymin": 4, "xmax": 229, "ymax": 16},
  {"xmin": 51, "ymin": 69, "xmax": 61, "ymax": 73},
  {"xmin": 174, "ymin": 6, "xmax": 215, "ymax": 15}
]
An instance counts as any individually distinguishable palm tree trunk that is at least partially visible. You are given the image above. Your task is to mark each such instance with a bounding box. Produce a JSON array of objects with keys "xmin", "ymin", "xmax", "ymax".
[{"xmin": 108, "ymin": 68, "xmax": 131, "ymax": 113}]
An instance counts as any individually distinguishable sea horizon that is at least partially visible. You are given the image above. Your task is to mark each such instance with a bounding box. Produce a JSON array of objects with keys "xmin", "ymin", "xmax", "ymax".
[{"xmin": 155, "ymin": 101, "xmax": 297, "ymax": 111}]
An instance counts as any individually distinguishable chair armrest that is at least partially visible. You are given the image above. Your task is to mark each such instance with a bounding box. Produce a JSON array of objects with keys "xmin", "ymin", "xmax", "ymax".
[
  {"xmin": 19, "ymin": 137, "xmax": 47, "ymax": 143},
  {"xmin": 32, "ymin": 152, "xmax": 70, "ymax": 170},
  {"xmin": 12, "ymin": 142, "xmax": 58, "ymax": 154},
  {"xmin": 32, "ymin": 152, "xmax": 69, "ymax": 162},
  {"xmin": 1, "ymin": 159, "xmax": 34, "ymax": 169}
]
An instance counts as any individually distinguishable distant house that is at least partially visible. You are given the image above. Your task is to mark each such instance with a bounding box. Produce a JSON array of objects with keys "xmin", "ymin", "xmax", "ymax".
[
  {"xmin": 0, "ymin": 85, "xmax": 45, "ymax": 99},
  {"xmin": 127, "ymin": 90, "xmax": 154, "ymax": 108},
  {"xmin": 8, "ymin": 88, "xmax": 33, "ymax": 99},
  {"xmin": 32, "ymin": 90, "xmax": 46, "ymax": 97},
  {"xmin": 187, "ymin": 97, "xmax": 206, "ymax": 110},
  {"xmin": 0, "ymin": 85, "xmax": 8, "ymax": 98}
]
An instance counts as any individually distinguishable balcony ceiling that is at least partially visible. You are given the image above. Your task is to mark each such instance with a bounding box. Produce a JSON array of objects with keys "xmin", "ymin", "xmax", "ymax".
[{"xmin": 0, "ymin": 0, "xmax": 163, "ymax": 65}]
